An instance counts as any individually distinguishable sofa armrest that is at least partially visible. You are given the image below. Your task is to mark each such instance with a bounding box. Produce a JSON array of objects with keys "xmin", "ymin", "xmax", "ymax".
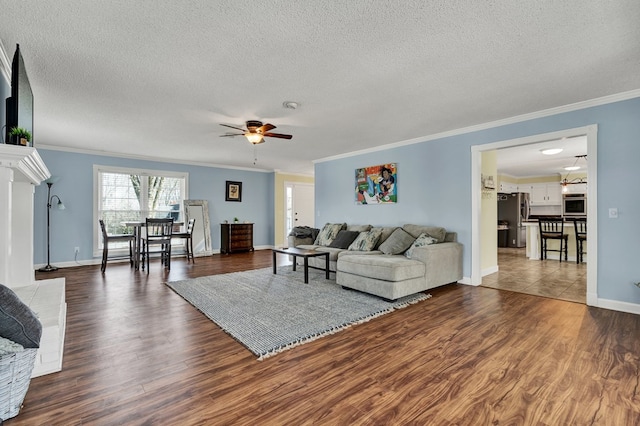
[
  {"xmin": 410, "ymin": 242, "xmax": 463, "ymax": 285},
  {"xmin": 288, "ymin": 235, "xmax": 315, "ymax": 248}
]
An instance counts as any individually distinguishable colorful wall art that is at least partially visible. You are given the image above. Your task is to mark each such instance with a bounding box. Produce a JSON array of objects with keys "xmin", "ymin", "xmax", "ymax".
[{"xmin": 355, "ymin": 163, "xmax": 397, "ymax": 204}]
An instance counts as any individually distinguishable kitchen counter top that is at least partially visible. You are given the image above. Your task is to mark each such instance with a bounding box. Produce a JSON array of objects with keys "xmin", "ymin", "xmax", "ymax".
[{"xmin": 523, "ymin": 220, "xmax": 585, "ymax": 261}]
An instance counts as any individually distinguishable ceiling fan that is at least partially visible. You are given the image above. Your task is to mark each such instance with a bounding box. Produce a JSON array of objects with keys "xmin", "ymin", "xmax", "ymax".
[{"xmin": 220, "ymin": 120, "xmax": 293, "ymax": 145}]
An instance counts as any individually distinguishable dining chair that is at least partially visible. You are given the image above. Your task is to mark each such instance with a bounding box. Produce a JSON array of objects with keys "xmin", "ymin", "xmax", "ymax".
[
  {"xmin": 172, "ymin": 218, "xmax": 196, "ymax": 263},
  {"xmin": 142, "ymin": 218, "xmax": 174, "ymax": 273},
  {"xmin": 538, "ymin": 217, "xmax": 568, "ymax": 262},
  {"xmin": 573, "ymin": 218, "xmax": 587, "ymax": 264},
  {"xmin": 99, "ymin": 219, "xmax": 135, "ymax": 273}
]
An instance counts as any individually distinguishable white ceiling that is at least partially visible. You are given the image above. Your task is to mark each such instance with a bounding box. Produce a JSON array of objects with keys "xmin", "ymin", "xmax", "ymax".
[
  {"xmin": 496, "ymin": 136, "xmax": 588, "ymax": 178},
  {"xmin": 1, "ymin": 1, "xmax": 639, "ymax": 175}
]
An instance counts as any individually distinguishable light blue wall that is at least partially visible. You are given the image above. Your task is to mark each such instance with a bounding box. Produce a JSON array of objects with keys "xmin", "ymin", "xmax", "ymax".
[
  {"xmin": 34, "ymin": 149, "xmax": 275, "ymax": 264},
  {"xmin": 315, "ymin": 97, "xmax": 640, "ymax": 304}
]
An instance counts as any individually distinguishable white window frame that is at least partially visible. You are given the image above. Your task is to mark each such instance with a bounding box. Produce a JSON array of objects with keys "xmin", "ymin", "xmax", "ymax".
[{"xmin": 93, "ymin": 164, "xmax": 189, "ymax": 257}]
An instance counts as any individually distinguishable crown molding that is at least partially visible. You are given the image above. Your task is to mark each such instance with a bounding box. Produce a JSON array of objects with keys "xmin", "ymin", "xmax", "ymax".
[
  {"xmin": 314, "ymin": 89, "xmax": 640, "ymax": 164},
  {"xmin": 36, "ymin": 144, "xmax": 275, "ymax": 174},
  {"xmin": 274, "ymin": 170, "xmax": 315, "ymax": 178},
  {"xmin": 0, "ymin": 38, "xmax": 11, "ymax": 85}
]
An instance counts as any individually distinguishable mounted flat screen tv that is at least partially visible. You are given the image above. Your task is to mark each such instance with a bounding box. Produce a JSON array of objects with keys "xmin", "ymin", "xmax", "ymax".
[{"xmin": 5, "ymin": 44, "xmax": 34, "ymax": 146}]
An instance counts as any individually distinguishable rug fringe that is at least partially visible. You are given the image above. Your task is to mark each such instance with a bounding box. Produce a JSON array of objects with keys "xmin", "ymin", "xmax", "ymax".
[{"xmin": 257, "ymin": 293, "xmax": 432, "ymax": 360}]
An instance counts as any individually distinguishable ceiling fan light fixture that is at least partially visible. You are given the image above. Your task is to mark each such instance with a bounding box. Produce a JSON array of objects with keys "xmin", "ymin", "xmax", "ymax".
[
  {"xmin": 541, "ymin": 148, "xmax": 563, "ymax": 155},
  {"xmin": 245, "ymin": 133, "xmax": 264, "ymax": 144}
]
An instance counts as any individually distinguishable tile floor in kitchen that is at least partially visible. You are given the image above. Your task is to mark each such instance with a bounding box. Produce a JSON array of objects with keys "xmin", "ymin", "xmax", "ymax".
[{"xmin": 481, "ymin": 247, "xmax": 586, "ymax": 304}]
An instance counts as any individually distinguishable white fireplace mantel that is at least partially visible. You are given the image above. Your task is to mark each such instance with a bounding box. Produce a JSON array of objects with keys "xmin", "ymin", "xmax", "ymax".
[
  {"xmin": 0, "ymin": 144, "xmax": 67, "ymax": 377},
  {"xmin": 0, "ymin": 144, "xmax": 50, "ymax": 286},
  {"xmin": 0, "ymin": 144, "xmax": 50, "ymax": 184}
]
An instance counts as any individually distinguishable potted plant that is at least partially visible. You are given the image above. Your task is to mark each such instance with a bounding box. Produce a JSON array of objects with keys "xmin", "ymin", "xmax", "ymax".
[
  {"xmin": 233, "ymin": 217, "xmax": 239, "ymax": 223},
  {"xmin": 9, "ymin": 127, "xmax": 31, "ymax": 146}
]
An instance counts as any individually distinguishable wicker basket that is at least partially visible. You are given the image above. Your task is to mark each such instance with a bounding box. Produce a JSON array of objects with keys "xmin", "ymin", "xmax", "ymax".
[{"xmin": 0, "ymin": 348, "xmax": 38, "ymax": 421}]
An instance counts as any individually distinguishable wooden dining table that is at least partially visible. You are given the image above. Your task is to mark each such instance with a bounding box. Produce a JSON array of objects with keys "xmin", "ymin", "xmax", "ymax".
[{"xmin": 121, "ymin": 220, "xmax": 184, "ymax": 270}]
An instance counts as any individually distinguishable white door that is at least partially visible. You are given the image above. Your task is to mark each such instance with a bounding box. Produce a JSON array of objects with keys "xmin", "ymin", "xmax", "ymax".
[{"xmin": 285, "ymin": 183, "xmax": 314, "ymax": 241}]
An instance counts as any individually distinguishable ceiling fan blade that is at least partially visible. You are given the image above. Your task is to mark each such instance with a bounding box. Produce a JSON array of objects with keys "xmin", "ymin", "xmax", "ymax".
[
  {"xmin": 258, "ymin": 123, "xmax": 276, "ymax": 134},
  {"xmin": 263, "ymin": 132, "xmax": 293, "ymax": 139},
  {"xmin": 220, "ymin": 133, "xmax": 244, "ymax": 137},
  {"xmin": 220, "ymin": 123, "xmax": 247, "ymax": 132}
]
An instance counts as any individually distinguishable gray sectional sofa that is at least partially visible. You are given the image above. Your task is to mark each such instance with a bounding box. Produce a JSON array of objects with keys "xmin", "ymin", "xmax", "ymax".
[{"xmin": 288, "ymin": 223, "xmax": 463, "ymax": 300}]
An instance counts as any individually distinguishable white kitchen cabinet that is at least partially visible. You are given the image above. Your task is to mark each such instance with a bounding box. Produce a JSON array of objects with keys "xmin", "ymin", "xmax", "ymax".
[
  {"xmin": 499, "ymin": 182, "xmax": 519, "ymax": 193},
  {"xmin": 563, "ymin": 182, "xmax": 587, "ymax": 194},
  {"xmin": 528, "ymin": 183, "xmax": 562, "ymax": 205}
]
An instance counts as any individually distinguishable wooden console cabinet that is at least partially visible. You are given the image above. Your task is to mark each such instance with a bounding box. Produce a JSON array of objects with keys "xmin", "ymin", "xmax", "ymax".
[{"xmin": 220, "ymin": 223, "xmax": 254, "ymax": 254}]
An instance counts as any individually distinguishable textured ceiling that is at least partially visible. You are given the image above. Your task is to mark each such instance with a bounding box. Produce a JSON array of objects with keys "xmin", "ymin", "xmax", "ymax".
[{"xmin": 1, "ymin": 1, "xmax": 639, "ymax": 175}]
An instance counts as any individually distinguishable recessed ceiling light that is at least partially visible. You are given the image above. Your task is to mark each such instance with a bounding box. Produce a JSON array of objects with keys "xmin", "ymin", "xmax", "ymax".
[
  {"xmin": 283, "ymin": 101, "xmax": 299, "ymax": 109},
  {"xmin": 540, "ymin": 148, "xmax": 563, "ymax": 155},
  {"xmin": 564, "ymin": 166, "xmax": 580, "ymax": 171}
]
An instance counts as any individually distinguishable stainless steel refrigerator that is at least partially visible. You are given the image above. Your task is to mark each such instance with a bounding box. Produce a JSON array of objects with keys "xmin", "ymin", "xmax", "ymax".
[{"xmin": 498, "ymin": 192, "xmax": 530, "ymax": 248}]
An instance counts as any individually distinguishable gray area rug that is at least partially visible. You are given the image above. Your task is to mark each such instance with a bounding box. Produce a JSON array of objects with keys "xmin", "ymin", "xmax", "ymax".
[{"xmin": 166, "ymin": 267, "xmax": 431, "ymax": 360}]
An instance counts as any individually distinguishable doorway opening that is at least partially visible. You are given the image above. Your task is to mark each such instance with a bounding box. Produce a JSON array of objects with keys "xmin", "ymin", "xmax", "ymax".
[
  {"xmin": 284, "ymin": 182, "xmax": 314, "ymax": 243},
  {"xmin": 471, "ymin": 125, "xmax": 598, "ymax": 306}
]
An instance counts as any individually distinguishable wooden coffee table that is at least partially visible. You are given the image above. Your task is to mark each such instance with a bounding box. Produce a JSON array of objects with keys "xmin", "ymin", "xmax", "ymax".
[{"xmin": 272, "ymin": 247, "xmax": 330, "ymax": 284}]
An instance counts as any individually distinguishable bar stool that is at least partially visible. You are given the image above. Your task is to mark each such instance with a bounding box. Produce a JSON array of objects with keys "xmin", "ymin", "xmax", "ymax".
[
  {"xmin": 539, "ymin": 217, "xmax": 568, "ymax": 262},
  {"xmin": 573, "ymin": 218, "xmax": 587, "ymax": 264}
]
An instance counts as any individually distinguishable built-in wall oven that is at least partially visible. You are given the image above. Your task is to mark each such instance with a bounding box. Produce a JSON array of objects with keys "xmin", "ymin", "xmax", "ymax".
[{"xmin": 563, "ymin": 193, "xmax": 587, "ymax": 217}]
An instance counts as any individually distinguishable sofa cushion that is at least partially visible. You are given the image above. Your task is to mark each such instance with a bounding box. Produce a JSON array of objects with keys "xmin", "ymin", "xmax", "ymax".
[
  {"xmin": 403, "ymin": 224, "xmax": 447, "ymax": 243},
  {"xmin": 296, "ymin": 244, "xmax": 320, "ymax": 251},
  {"xmin": 0, "ymin": 284, "xmax": 42, "ymax": 348},
  {"xmin": 346, "ymin": 224, "xmax": 372, "ymax": 233},
  {"xmin": 378, "ymin": 227, "xmax": 416, "ymax": 255},
  {"xmin": 372, "ymin": 226, "xmax": 399, "ymax": 249},
  {"xmin": 338, "ymin": 255, "xmax": 425, "ymax": 282},
  {"xmin": 328, "ymin": 230, "xmax": 360, "ymax": 249},
  {"xmin": 314, "ymin": 223, "xmax": 345, "ymax": 246},
  {"xmin": 405, "ymin": 233, "xmax": 438, "ymax": 258},
  {"xmin": 348, "ymin": 228, "xmax": 383, "ymax": 251}
]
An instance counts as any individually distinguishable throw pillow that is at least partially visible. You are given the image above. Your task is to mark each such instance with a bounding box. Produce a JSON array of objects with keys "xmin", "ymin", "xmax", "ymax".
[
  {"xmin": 403, "ymin": 224, "xmax": 447, "ymax": 243},
  {"xmin": 378, "ymin": 227, "xmax": 416, "ymax": 255},
  {"xmin": 0, "ymin": 284, "xmax": 42, "ymax": 348},
  {"xmin": 328, "ymin": 230, "xmax": 360, "ymax": 249},
  {"xmin": 346, "ymin": 224, "xmax": 372, "ymax": 233},
  {"xmin": 314, "ymin": 223, "xmax": 345, "ymax": 246},
  {"xmin": 348, "ymin": 228, "xmax": 383, "ymax": 251},
  {"xmin": 372, "ymin": 226, "xmax": 399, "ymax": 249},
  {"xmin": 405, "ymin": 233, "xmax": 438, "ymax": 258}
]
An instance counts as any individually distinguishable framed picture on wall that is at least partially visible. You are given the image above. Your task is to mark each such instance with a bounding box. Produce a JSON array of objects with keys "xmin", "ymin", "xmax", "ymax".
[
  {"xmin": 225, "ymin": 181, "xmax": 242, "ymax": 202},
  {"xmin": 355, "ymin": 163, "xmax": 397, "ymax": 204}
]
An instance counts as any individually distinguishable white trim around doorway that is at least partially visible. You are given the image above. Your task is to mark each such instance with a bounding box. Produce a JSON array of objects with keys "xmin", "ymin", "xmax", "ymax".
[{"xmin": 470, "ymin": 124, "xmax": 598, "ymax": 307}]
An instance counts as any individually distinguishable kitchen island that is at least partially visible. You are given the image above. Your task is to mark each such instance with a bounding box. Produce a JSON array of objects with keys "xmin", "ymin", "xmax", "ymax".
[{"xmin": 524, "ymin": 219, "xmax": 586, "ymax": 262}]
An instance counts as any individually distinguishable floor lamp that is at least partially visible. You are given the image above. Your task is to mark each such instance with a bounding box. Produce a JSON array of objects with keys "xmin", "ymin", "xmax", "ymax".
[{"xmin": 38, "ymin": 178, "xmax": 65, "ymax": 272}]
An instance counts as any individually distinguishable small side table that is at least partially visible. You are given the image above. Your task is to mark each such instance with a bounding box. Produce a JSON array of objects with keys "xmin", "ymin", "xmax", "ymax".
[
  {"xmin": 272, "ymin": 247, "xmax": 330, "ymax": 284},
  {"xmin": 220, "ymin": 223, "xmax": 254, "ymax": 254}
]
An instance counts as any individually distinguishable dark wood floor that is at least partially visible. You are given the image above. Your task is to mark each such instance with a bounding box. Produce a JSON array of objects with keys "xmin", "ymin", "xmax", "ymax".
[{"xmin": 8, "ymin": 250, "xmax": 640, "ymax": 424}]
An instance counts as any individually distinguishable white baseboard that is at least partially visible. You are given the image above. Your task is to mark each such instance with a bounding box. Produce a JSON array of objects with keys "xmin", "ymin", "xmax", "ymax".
[
  {"xmin": 595, "ymin": 298, "xmax": 640, "ymax": 315},
  {"xmin": 482, "ymin": 265, "xmax": 498, "ymax": 276},
  {"xmin": 458, "ymin": 276, "xmax": 473, "ymax": 285}
]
